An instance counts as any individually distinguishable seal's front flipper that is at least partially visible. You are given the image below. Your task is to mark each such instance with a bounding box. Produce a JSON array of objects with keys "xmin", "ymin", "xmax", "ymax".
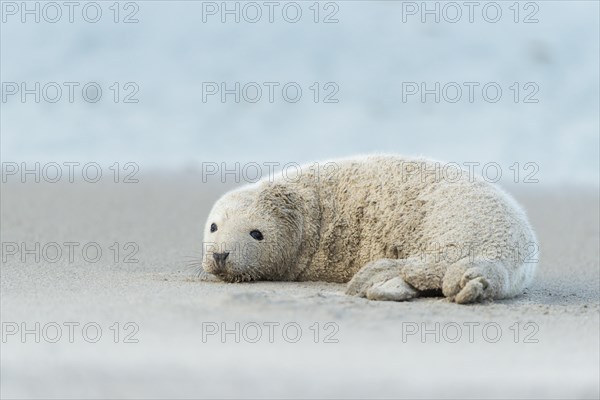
[
  {"xmin": 346, "ymin": 258, "xmax": 418, "ymax": 301},
  {"xmin": 346, "ymin": 258, "xmax": 401, "ymax": 297},
  {"xmin": 365, "ymin": 276, "xmax": 418, "ymax": 301}
]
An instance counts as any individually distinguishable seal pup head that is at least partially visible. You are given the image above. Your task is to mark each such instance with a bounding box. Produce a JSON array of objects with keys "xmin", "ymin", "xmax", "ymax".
[{"xmin": 202, "ymin": 182, "xmax": 305, "ymax": 282}]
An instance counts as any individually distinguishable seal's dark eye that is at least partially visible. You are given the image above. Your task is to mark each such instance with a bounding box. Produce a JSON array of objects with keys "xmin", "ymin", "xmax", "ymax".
[
  {"xmin": 210, "ymin": 223, "xmax": 217, "ymax": 233},
  {"xmin": 250, "ymin": 230, "xmax": 263, "ymax": 241}
]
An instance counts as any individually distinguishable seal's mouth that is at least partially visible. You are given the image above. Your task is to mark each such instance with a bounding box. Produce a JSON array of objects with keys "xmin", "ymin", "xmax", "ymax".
[
  {"xmin": 203, "ymin": 260, "xmax": 249, "ymax": 283},
  {"xmin": 203, "ymin": 251, "xmax": 230, "ymax": 276},
  {"xmin": 211, "ymin": 269, "xmax": 255, "ymax": 283},
  {"xmin": 214, "ymin": 260, "xmax": 227, "ymax": 272},
  {"xmin": 209, "ymin": 264, "xmax": 259, "ymax": 283},
  {"xmin": 203, "ymin": 251, "xmax": 261, "ymax": 283},
  {"xmin": 204, "ymin": 260, "xmax": 226, "ymax": 276}
]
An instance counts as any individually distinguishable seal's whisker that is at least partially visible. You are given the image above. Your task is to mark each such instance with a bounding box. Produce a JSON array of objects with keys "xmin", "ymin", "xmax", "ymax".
[
  {"xmin": 182, "ymin": 255, "xmax": 203, "ymax": 261},
  {"xmin": 194, "ymin": 266, "xmax": 205, "ymax": 278},
  {"xmin": 183, "ymin": 258, "xmax": 205, "ymax": 275},
  {"xmin": 183, "ymin": 260, "xmax": 202, "ymax": 267}
]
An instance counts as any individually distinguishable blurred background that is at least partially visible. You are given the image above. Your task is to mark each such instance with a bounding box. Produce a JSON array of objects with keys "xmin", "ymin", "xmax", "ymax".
[{"xmin": 2, "ymin": 0, "xmax": 599, "ymax": 184}]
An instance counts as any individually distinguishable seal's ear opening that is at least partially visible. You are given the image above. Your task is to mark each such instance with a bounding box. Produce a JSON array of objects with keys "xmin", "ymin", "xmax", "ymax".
[{"xmin": 258, "ymin": 183, "xmax": 303, "ymax": 229}]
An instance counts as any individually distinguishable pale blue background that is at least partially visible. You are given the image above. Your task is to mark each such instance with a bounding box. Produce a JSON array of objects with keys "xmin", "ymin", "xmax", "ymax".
[{"xmin": 1, "ymin": 0, "xmax": 599, "ymax": 184}]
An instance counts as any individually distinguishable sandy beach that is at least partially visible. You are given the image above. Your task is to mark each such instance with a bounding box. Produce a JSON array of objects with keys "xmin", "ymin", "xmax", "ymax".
[{"xmin": 1, "ymin": 176, "xmax": 598, "ymax": 399}]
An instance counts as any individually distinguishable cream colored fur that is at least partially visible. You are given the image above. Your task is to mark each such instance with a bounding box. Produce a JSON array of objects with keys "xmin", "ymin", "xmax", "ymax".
[{"xmin": 201, "ymin": 155, "xmax": 538, "ymax": 304}]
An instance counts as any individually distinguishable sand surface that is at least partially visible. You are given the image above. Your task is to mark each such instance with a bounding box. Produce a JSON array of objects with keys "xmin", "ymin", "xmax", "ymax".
[{"xmin": 1, "ymin": 176, "xmax": 598, "ymax": 399}]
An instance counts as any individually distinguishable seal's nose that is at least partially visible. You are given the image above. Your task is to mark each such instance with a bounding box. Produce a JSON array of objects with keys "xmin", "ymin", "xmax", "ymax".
[{"xmin": 213, "ymin": 252, "xmax": 229, "ymax": 267}]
